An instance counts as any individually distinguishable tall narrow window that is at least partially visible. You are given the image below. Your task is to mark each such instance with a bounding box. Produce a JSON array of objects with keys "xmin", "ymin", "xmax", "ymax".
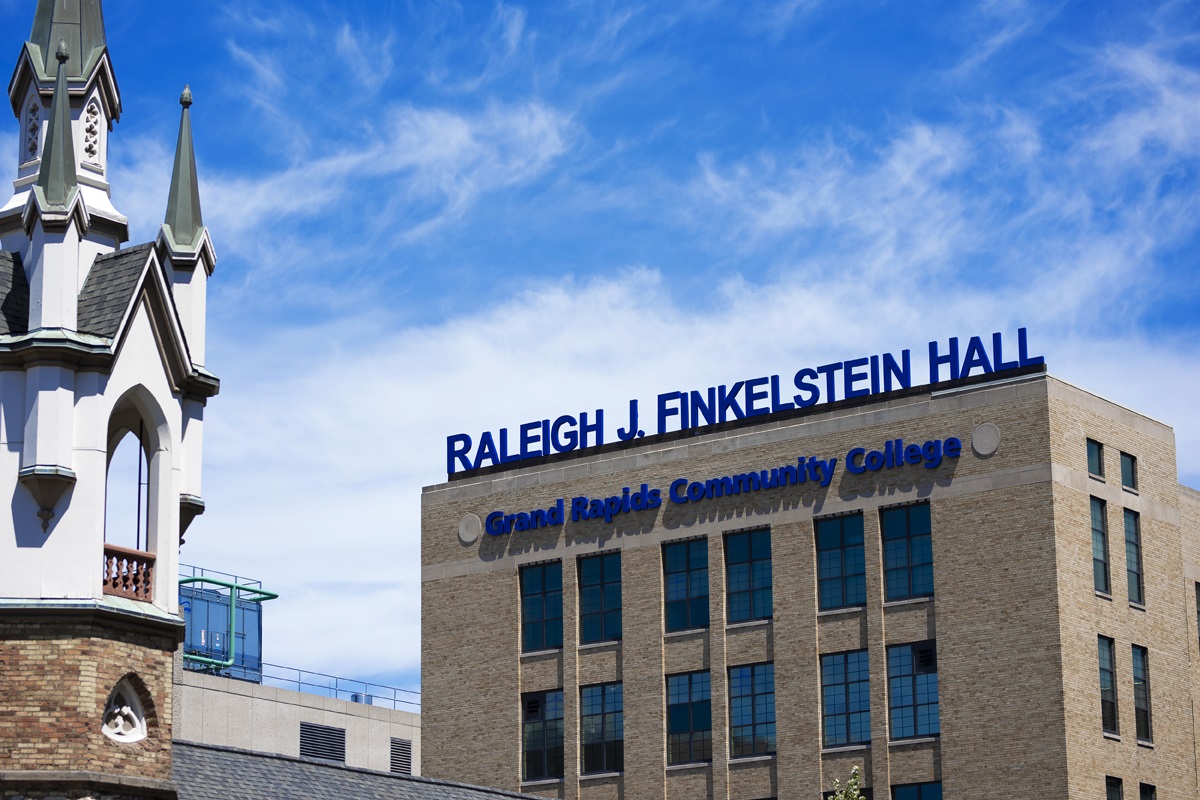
[
  {"xmin": 1106, "ymin": 777, "xmax": 1124, "ymax": 800},
  {"xmin": 666, "ymin": 671, "xmax": 711, "ymax": 764},
  {"xmin": 1132, "ymin": 645, "xmax": 1152, "ymax": 742},
  {"xmin": 1099, "ymin": 636, "xmax": 1118, "ymax": 734},
  {"xmin": 1120, "ymin": 452, "xmax": 1137, "ymax": 490},
  {"xmin": 821, "ymin": 650, "xmax": 870, "ymax": 746},
  {"xmin": 887, "ymin": 641, "xmax": 939, "ymax": 739},
  {"xmin": 725, "ymin": 530, "xmax": 772, "ymax": 623},
  {"xmin": 1139, "ymin": 784, "xmax": 1156, "ymax": 800},
  {"xmin": 817, "ymin": 513, "xmax": 866, "ymax": 610},
  {"xmin": 881, "ymin": 503, "xmax": 933, "ymax": 602},
  {"xmin": 521, "ymin": 562, "xmax": 563, "ymax": 652},
  {"xmin": 664, "ymin": 539, "xmax": 709, "ymax": 632},
  {"xmin": 1088, "ymin": 438, "xmax": 1105, "ymax": 477},
  {"xmin": 522, "ymin": 690, "xmax": 564, "ymax": 781},
  {"xmin": 581, "ymin": 682, "xmax": 623, "ymax": 774},
  {"xmin": 579, "ymin": 552, "xmax": 621, "ymax": 644},
  {"xmin": 1092, "ymin": 498, "xmax": 1110, "ymax": 594},
  {"xmin": 729, "ymin": 663, "xmax": 775, "ymax": 757},
  {"xmin": 1125, "ymin": 510, "xmax": 1144, "ymax": 605}
]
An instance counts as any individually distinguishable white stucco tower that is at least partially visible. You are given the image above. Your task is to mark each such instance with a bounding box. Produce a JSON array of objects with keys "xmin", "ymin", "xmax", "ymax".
[{"xmin": 0, "ymin": 2, "xmax": 218, "ymax": 796}]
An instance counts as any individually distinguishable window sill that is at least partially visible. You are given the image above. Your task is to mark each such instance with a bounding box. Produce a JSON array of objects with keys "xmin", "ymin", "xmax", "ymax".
[
  {"xmin": 1095, "ymin": 591, "xmax": 1113, "ymax": 602},
  {"xmin": 1122, "ymin": 486, "xmax": 1139, "ymax": 496},
  {"xmin": 883, "ymin": 596, "xmax": 932, "ymax": 609},
  {"xmin": 579, "ymin": 640, "xmax": 621, "ymax": 651},
  {"xmin": 521, "ymin": 778, "xmax": 564, "ymax": 787},
  {"xmin": 1103, "ymin": 732, "xmax": 1121, "ymax": 742},
  {"xmin": 579, "ymin": 771, "xmax": 623, "ymax": 781},
  {"xmin": 729, "ymin": 754, "xmax": 775, "ymax": 764},
  {"xmin": 1137, "ymin": 739, "xmax": 1155, "ymax": 749},
  {"xmin": 1130, "ymin": 601, "xmax": 1146, "ymax": 612},
  {"xmin": 519, "ymin": 648, "xmax": 562, "ymax": 659},
  {"xmin": 888, "ymin": 736, "xmax": 939, "ymax": 747},
  {"xmin": 726, "ymin": 618, "xmax": 772, "ymax": 631},
  {"xmin": 1089, "ymin": 473, "xmax": 1106, "ymax": 483},
  {"xmin": 817, "ymin": 606, "xmax": 865, "ymax": 618},
  {"xmin": 821, "ymin": 743, "xmax": 870, "ymax": 754},
  {"xmin": 665, "ymin": 627, "xmax": 708, "ymax": 639},
  {"xmin": 666, "ymin": 761, "xmax": 711, "ymax": 772}
]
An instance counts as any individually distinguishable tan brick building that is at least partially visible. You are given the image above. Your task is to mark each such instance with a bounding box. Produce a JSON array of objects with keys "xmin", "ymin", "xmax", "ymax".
[{"xmin": 421, "ymin": 365, "xmax": 1200, "ymax": 799}]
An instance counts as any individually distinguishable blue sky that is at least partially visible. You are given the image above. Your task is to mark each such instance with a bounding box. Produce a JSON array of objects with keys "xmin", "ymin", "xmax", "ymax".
[{"xmin": 2, "ymin": 0, "xmax": 1199, "ymax": 693}]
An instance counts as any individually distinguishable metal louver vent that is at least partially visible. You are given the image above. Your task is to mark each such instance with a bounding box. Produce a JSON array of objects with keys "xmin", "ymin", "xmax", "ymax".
[
  {"xmin": 390, "ymin": 737, "xmax": 413, "ymax": 775},
  {"xmin": 299, "ymin": 721, "xmax": 346, "ymax": 763}
]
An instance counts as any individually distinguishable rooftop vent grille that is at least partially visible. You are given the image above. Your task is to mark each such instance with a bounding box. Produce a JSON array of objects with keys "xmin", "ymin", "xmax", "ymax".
[
  {"xmin": 299, "ymin": 721, "xmax": 346, "ymax": 763},
  {"xmin": 390, "ymin": 737, "xmax": 413, "ymax": 775}
]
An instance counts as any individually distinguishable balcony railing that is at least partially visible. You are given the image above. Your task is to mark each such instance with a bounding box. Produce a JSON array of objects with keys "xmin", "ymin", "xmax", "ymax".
[{"xmin": 103, "ymin": 544, "xmax": 155, "ymax": 601}]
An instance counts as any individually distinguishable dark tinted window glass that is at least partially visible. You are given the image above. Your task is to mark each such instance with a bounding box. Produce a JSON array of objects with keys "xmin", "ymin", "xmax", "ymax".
[
  {"xmin": 821, "ymin": 650, "xmax": 870, "ymax": 746},
  {"xmin": 666, "ymin": 671, "xmax": 711, "ymax": 764},
  {"xmin": 579, "ymin": 553, "xmax": 621, "ymax": 644},
  {"xmin": 892, "ymin": 783, "xmax": 941, "ymax": 800},
  {"xmin": 522, "ymin": 690, "xmax": 564, "ymax": 781},
  {"xmin": 726, "ymin": 530, "xmax": 772, "ymax": 622},
  {"xmin": 664, "ymin": 539, "xmax": 709, "ymax": 631},
  {"xmin": 1132, "ymin": 645, "xmax": 1152, "ymax": 742},
  {"xmin": 1106, "ymin": 777, "xmax": 1124, "ymax": 800},
  {"xmin": 817, "ymin": 514, "xmax": 866, "ymax": 610},
  {"xmin": 1092, "ymin": 498, "xmax": 1110, "ymax": 594},
  {"xmin": 887, "ymin": 641, "xmax": 939, "ymax": 739},
  {"xmin": 1099, "ymin": 636, "xmax": 1118, "ymax": 734},
  {"xmin": 729, "ymin": 663, "xmax": 775, "ymax": 757},
  {"xmin": 581, "ymin": 682, "xmax": 623, "ymax": 774},
  {"xmin": 521, "ymin": 563, "xmax": 563, "ymax": 652},
  {"xmin": 1120, "ymin": 452, "xmax": 1137, "ymax": 490},
  {"xmin": 881, "ymin": 504, "xmax": 933, "ymax": 602},
  {"xmin": 1088, "ymin": 439, "xmax": 1104, "ymax": 477},
  {"xmin": 1125, "ymin": 510, "xmax": 1143, "ymax": 605}
]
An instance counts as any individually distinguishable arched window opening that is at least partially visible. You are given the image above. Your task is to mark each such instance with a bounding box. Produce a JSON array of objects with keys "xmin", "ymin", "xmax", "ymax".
[{"xmin": 105, "ymin": 425, "xmax": 150, "ymax": 553}]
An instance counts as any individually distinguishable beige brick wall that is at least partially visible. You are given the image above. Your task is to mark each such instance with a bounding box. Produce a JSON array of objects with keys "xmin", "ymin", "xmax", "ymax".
[{"xmin": 422, "ymin": 373, "xmax": 1200, "ymax": 799}]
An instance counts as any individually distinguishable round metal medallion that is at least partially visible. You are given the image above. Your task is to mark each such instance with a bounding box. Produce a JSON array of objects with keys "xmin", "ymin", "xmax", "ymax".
[
  {"xmin": 458, "ymin": 513, "xmax": 482, "ymax": 545},
  {"xmin": 971, "ymin": 422, "xmax": 1001, "ymax": 457}
]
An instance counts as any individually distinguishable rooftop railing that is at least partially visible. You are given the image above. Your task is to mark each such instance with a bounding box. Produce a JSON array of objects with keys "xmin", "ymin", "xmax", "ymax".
[{"xmin": 259, "ymin": 662, "xmax": 420, "ymax": 711}]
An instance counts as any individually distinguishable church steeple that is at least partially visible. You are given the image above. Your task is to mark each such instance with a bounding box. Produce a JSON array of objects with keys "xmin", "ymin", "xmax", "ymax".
[
  {"xmin": 34, "ymin": 40, "xmax": 78, "ymax": 209},
  {"xmin": 28, "ymin": 0, "xmax": 111, "ymax": 87},
  {"xmin": 164, "ymin": 86, "xmax": 203, "ymax": 248}
]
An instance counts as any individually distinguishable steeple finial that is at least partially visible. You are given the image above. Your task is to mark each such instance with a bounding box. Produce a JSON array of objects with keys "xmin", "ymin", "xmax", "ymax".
[
  {"xmin": 164, "ymin": 85, "xmax": 203, "ymax": 246},
  {"xmin": 36, "ymin": 39, "xmax": 78, "ymax": 207}
]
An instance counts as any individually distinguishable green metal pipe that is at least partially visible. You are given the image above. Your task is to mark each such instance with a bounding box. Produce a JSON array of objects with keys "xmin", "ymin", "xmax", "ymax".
[{"xmin": 179, "ymin": 576, "xmax": 278, "ymax": 670}]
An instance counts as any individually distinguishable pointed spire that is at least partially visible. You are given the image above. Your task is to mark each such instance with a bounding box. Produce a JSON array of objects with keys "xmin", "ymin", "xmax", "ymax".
[
  {"xmin": 36, "ymin": 40, "xmax": 78, "ymax": 208},
  {"xmin": 30, "ymin": 0, "xmax": 108, "ymax": 79},
  {"xmin": 164, "ymin": 85, "xmax": 203, "ymax": 246}
]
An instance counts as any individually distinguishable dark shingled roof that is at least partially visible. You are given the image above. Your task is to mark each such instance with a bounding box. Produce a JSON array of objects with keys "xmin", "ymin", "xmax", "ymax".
[
  {"xmin": 77, "ymin": 242, "xmax": 153, "ymax": 339},
  {"xmin": 173, "ymin": 742, "xmax": 541, "ymax": 800},
  {"xmin": 0, "ymin": 251, "xmax": 29, "ymax": 335}
]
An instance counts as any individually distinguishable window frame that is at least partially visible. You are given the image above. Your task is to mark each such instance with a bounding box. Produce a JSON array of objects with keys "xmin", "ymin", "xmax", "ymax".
[
  {"xmin": 1092, "ymin": 497, "xmax": 1110, "ymax": 595},
  {"xmin": 729, "ymin": 662, "xmax": 776, "ymax": 758},
  {"xmin": 520, "ymin": 562, "xmax": 563, "ymax": 653},
  {"xmin": 580, "ymin": 681, "xmax": 623, "ymax": 774},
  {"xmin": 881, "ymin": 503, "xmax": 934, "ymax": 603},
  {"xmin": 578, "ymin": 552, "xmax": 622, "ymax": 645},
  {"xmin": 666, "ymin": 670, "xmax": 712, "ymax": 765},
  {"xmin": 887, "ymin": 640, "xmax": 939, "ymax": 740},
  {"xmin": 724, "ymin": 529, "xmax": 773, "ymax": 623},
  {"xmin": 816, "ymin": 513, "xmax": 867, "ymax": 611},
  {"xmin": 1099, "ymin": 636, "xmax": 1119, "ymax": 735},
  {"xmin": 1132, "ymin": 645, "xmax": 1152, "ymax": 742},
  {"xmin": 1106, "ymin": 776, "xmax": 1124, "ymax": 800},
  {"xmin": 663, "ymin": 538, "xmax": 709, "ymax": 632},
  {"xmin": 1124, "ymin": 509, "xmax": 1144, "ymax": 606},
  {"xmin": 521, "ymin": 689, "xmax": 564, "ymax": 782},
  {"xmin": 1088, "ymin": 438, "xmax": 1105, "ymax": 478},
  {"xmin": 821, "ymin": 649, "xmax": 870, "ymax": 747},
  {"xmin": 1139, "ymin": 784, "xmax": 1156, "ymax": 800},
  {"xmin": 1120, "ymin": 451, "xmax": 1137, "ymax": 490}
]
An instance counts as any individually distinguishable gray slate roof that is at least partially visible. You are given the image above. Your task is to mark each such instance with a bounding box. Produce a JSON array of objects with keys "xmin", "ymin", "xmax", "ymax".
[
  {"xmin": 173, "ymin": 742, "xmax": 541, "ymax": 800},
  {"xmin": 77, "ymin": 242, "xmax": 153, "ymax": 339},
  {"xmin": 0, "ymin": 251, "xmax": 29, "ymax": 335}
]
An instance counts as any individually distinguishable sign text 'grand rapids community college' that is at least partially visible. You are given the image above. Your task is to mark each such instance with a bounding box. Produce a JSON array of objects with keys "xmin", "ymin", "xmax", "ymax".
[{"xmin": 446, "ymin": 328, "xmax": 1043, "ymax": 476}]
